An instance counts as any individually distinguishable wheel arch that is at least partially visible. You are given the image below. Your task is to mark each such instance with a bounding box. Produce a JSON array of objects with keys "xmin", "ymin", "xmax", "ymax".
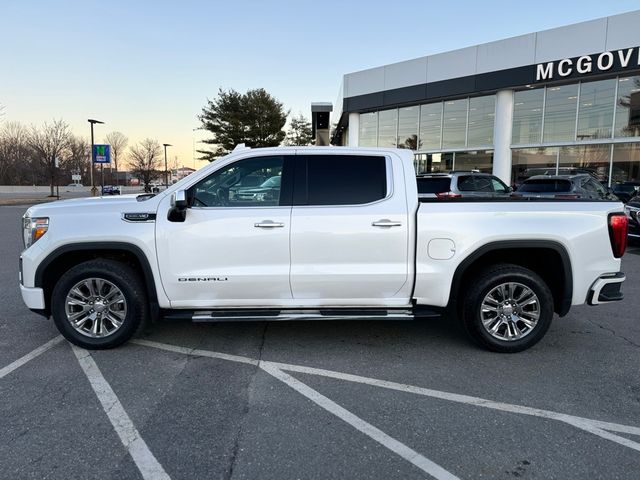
[
  {"xmin": 34, "ymin": 242, "xmax": 159, "ymax": 319},
  {"xmin": 449, "ymin": 240, "xmax": 573, "ymax": 317}
]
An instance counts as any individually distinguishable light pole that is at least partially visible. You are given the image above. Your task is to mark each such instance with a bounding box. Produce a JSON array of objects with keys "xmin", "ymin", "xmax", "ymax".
[
  {"xmin": 163, "ymin": 143, "xmax": 172, "ymax": 188},
  {"xmin": 88, "ymin": 119, "xmax": 104, "ymax": 196}
]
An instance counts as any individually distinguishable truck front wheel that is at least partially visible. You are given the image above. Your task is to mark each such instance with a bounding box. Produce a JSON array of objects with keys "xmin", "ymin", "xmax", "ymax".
[
  {"xmin": 51, "ymin": 259, "xmax": 147, "ymax": 349},
  {"xmin": 461, "ymin": 264, "xmax": 554, "ymax": 353}
]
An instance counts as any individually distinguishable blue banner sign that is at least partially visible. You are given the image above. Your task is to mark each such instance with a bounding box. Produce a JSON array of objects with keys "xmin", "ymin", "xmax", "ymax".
[{"xmin": 93, "ymin": 144, "xmax": 111, "ymax": 164}]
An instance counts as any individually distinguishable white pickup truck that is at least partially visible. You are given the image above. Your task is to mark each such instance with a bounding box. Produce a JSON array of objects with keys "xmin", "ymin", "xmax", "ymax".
[{"xmin": 19, "ymin": 146, "xmax": 629, "ymax": 352}]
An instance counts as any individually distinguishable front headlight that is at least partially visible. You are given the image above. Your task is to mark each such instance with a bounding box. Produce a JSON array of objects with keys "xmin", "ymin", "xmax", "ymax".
[{"xmin": 23, "ymin": 216, "xmax": 49, "ymax": 249}]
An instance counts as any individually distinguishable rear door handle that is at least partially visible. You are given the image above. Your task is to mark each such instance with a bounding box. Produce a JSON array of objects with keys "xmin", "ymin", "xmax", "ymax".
[
  {"xmin": 372, "ymin": 219, "xmax": 402, "ymax": 227},
  {"xmin": 254, "ymin": 220, "xmax": 285, "ymax": 228}
]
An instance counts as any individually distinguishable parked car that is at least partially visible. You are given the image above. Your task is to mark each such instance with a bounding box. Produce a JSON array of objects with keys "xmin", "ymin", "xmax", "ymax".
[
  {"xmin": 101, "ymin": 185, "xmax": 120, "ymax": 195},
  {"xmin": 514, "ymin": 174, "xmax": 618, "ymax": 200},
  {"xmin": 231, "ymin": 175, "xmax": 281, "ymax": 203},
  {"xmin": 516, "ymin": 167, "xmax": 602, "ymax": 186},
  {"xmin": 625, "ymin": 193, "xmax": 640, "ymax": 240},
  {"xmin": 417, "ymin": 172, "xmax": 511, "ymax": 199},
  {"xmin": 19, "ymin": 147, "xmax": 627, "ymax": 353},
  {"xmin": 611, "ymin": 181, "xmax": 640, "ymax": 203}
]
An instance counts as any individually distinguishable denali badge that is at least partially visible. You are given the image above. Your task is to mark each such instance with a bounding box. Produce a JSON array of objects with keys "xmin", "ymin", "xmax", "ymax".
[{"xmin": 178, "ymin": 277, "xmax": 228, "ymax": 282}]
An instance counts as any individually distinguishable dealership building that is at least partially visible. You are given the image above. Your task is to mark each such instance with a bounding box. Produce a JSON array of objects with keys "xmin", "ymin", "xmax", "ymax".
[{"xmin": 330, "ymin": 10, "xmax": 640, "ymax": 185}]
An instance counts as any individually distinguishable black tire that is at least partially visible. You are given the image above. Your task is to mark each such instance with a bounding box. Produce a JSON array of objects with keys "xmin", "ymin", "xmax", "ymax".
[
  {"xmin": 461, "ymin": 263, "xmax": 554, "ymax": 353},
  {"xmin": 51, "ymin": 259, "xmax": 148, "ymax": 349}
]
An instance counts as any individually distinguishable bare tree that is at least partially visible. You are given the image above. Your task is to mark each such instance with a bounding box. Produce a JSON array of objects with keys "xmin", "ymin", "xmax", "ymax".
[
  {"xmin": 105, "ymin": 131, "xmax": 128, "ymax": 186},
  {"xmin": 63, "ymin": 136, "xmax": 91, "ymax": 185},
  {"xmin": 28, "ymin": 119, "xmax": 71, "ymax": 196},
  {"xmin": 129, "ymin": 138, "xmax": 162, "ymax": 192},
  {"xmin": 0, "ymin": 121, "xmax": 32, "ymax": 185}
]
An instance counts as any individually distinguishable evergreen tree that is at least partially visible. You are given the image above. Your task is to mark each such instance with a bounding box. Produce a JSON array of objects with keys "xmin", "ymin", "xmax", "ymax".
[
  {"xmin": 198, "ymin": 88, "xmax": 287, "ymax": 161},
  {"xmin": 284, "ymin": 113, "xmax": 314, "ymax": 146}
]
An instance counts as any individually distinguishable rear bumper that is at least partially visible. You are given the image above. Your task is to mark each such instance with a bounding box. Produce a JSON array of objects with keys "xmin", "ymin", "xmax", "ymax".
[
  {"xmin": 20, "ymin": 284, "xmax": 46, "ymax": 310},
  {"xmin": 587, "ymin": 272, "xmax": 625, "ymax": 305}
]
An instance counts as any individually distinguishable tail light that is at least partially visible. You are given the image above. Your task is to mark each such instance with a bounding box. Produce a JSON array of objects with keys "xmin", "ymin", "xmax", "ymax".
[
  {"xmin": 608, "ymin": 213, "xmax": 628, "ymax": 258},
  {"xmin": 436, "ymin": 191, "xmax": 462, "ymax": 199}
]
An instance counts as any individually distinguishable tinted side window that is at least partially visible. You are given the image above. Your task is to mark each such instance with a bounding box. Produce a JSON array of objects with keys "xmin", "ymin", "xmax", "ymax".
[
  {"xmin": 416, "ymin": 177, "xmax": 452, "ymax": 194},
  {"xmin": 473, "ymin": 177, "xmax": 494, "ymax": 192},
  {"xmin": 300, "ymin": 155, "xmax": 387, "ymax": 206},
  {"xmin": 190, "ymin": 156, "xmax": 289, "ymax": 207},
  {"xmin": 457, "ymin": 176, "xmax": 476, "ymax": 191}
]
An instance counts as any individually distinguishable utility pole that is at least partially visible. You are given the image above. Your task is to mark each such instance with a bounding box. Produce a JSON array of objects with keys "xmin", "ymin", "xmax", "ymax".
[
  {"xmin": 88, "ymin": 119, "xmax": 104, "ymax": 196},
  {"xmin": 163, "ymin": 143, "xmax": 172, "ymax": 188}
]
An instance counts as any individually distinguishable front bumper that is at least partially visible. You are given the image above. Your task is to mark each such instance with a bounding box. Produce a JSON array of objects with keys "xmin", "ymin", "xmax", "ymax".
[
  {"xmin": 20, "ymin": 284, "xmax": 46, "ymax": 310},
  {"xmin": 587, "ymin": 272, "xmax": 625, "ymax": 305}
]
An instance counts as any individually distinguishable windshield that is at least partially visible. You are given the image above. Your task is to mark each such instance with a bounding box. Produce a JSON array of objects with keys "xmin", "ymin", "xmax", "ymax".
[{"xmin": 260, "ymin": 176, "xmax": 281, "ymax": 188}]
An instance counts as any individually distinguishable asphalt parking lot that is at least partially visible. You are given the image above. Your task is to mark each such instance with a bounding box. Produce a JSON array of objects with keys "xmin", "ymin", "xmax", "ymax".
[{"xmin": 1, "ymin": 204, "xmax": 639, "ymax": 480}]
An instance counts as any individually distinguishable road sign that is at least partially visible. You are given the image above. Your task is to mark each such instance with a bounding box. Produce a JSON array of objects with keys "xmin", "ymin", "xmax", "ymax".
[
  {"xmin": 93, "ymin": 144, "xmax": 111, "ymax": 164},
  {"xmin": 72, "ymin": 174, "xmax": 81, "ymax": 181}
]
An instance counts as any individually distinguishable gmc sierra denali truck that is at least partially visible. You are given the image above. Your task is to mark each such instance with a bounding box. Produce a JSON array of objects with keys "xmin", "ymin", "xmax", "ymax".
[{"xmin": 19, "ymin": 146, "xmax": 628, "ymax": 352}]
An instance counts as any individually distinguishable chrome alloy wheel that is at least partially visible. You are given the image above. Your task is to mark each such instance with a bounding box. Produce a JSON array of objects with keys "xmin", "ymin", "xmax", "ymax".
[
  {"xmin": 479, "ymin": 282, "xmax": 540, "ymax": 341},
  {"xmin": 65, "ymin": 278, "xmax": 127, "ymax": 338}
]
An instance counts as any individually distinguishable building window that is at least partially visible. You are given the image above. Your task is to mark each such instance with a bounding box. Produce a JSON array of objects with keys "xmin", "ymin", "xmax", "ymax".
[
  {"xmin": 419, "ymin": 103, "xmax": 442, "ymax": 150},
  {"xmin": 543, "ymin": 84, "xmax": 578, "ymax": 143},
  {"xmin": 615, "ymin": 76, "xmax": 640, "ymax": 138},
  {"xmin": 414, "ymin": 152, "xmax": 452, "ymax": 174},
  {"xmin": 397, "ymin": 106, "xmax": 419, "ymax": 149},
  {"xmin": 612, "ymin": 143, "xmax": 640, "ymax": 183},
  {"xmin": 359, "ymin": 112, "xmax": 378, "ymax": 147},
  {"xmin": 442, "ymin": 99, "xmax": 468, "ymax": 148},
  {"xmin": 454, "ymin": 150, "xmax": 493, "ymax": 173},
  {"xmin": 377, "ymin": 109, "xmax": 398, "ymax": 148},
  {"xmin": 511, "ymin": 147, "xmax": 559, "ymax": 185},
  {"xmin": 576, "ymin": 79, "xmax": 616, "ymax": 140},
  {"xmin": 558, "ymin": 144, "xmax": 611, "ymax": 184},
  {"xmin": 512, "ymin": 88, "xmax": 544, "ymax": 144},
  {"xmin": 467, "ymin": 96, "xmax": 495, "ymax": 147}
]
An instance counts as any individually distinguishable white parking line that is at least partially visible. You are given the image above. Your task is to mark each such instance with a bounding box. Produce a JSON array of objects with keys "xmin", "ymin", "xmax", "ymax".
[
  {"xmin": 0, "ymin": 336, "xmax": 64, "ymax": 379},
  {"xmin": 132, "ymin": 339, "xmax": 640, "ymax": 452},
  {"xmin": 71, "ymin": 345, "xmax": 171, "ymax": 480},
  {"xmin": 261, "ymin": 362, "xmax": 460, "ymax": 480}
]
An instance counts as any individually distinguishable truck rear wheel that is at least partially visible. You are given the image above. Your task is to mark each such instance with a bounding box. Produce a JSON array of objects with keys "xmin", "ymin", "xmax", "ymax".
[
  {"xmin": 51, "ymin": 259, "xmax": 147, "ymax": 349},
  {"xmin": 461, "ymin": 264, "xmax": 554, "ymax": 353}
]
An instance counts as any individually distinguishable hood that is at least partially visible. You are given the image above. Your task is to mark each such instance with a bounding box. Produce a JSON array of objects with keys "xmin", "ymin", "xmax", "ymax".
[{"xmin": 24, "ymin": 193, "xmax": 164, "ymax": 218}]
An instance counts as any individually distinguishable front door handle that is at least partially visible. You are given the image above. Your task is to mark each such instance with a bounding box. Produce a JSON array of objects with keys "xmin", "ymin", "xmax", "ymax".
[
  {"xmin": 372, "ymin": 219, "xmax": 402, "ymax": 227},
  {"xmin": 254, "ymin": 220, "xmax": 285, "ymax": 228}
]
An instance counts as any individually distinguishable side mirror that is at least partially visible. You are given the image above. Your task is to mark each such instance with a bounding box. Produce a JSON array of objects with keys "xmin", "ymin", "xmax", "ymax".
[{"xmin": 168, "ymin": 190, "xmax": 188, "ymax": 222}]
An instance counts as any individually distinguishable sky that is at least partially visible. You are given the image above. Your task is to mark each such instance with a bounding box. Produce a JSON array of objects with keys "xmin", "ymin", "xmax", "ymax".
[{"xmin": 2, "ymin": 0, "xmax": 640, "ymax": 170}]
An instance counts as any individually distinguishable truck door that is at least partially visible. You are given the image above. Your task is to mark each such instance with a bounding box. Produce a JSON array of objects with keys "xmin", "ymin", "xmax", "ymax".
[
  {"xmin": 289, "ymin": 153, "xmax": 410, "ymax": 305},
  {"xmin": 155, "ymin": 155, "xmax": 294, "ymax": 308}
]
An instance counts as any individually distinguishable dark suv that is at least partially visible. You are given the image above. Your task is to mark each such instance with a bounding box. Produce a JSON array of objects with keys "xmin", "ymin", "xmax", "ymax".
[
  {"xmin": 417, "ymin": 172, "xmax": 511, "ymax": 199},
  {"xmin": 514, "ymin": 174, "xmax": 618, "ymax": 200},
  {"xmin": 625, "ymin": 194, "xmax": 640, "ymax": 240}
]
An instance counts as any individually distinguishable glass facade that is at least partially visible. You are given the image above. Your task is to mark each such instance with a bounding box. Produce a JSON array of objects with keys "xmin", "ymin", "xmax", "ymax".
[
  {"xmin": 419, "ymin": 103, "xmax": 442, "ymax": 150},
  {"xmin": 359, "ymin": 112, "xmax": 377, "ymax": 147},
  {"xmin": 442, "ymin": 99, "xmax": 468, "ymax": 148},
  {"xmin": 467, "ymin": 96, "xmax": 495, "ymax": 146},
  {"xmin": 576, "ymin": 79, "xmax": 616, "ymax": 140},
  {"xmin": 377, "ymin": 109, "xmax": 398, "ymax": 148},
  {"xmin": 542, "ymin": 84, "xmax": 578, "ymax": 143},
  {"xmin": 512, "ymin": 89, "xmax": 544, "ymax": 144},
  {"xmin": 397, "ymin": 106, "xmax": 419, "ymax": 149},
  {"xmin": 615, "ymin": 76, "xmax": 640, "ymax": 138},
  {"xmin": 355, "ymin": 74, "xmax": 640, "ymax": 181}
]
